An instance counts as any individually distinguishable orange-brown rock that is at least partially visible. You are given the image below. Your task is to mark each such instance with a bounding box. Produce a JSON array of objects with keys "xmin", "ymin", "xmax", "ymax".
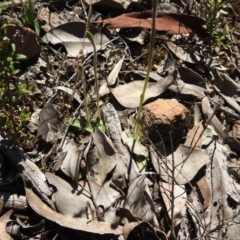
[{"xmin": 141, "ymin": 99, "xmax": 190, "ymax": 143}]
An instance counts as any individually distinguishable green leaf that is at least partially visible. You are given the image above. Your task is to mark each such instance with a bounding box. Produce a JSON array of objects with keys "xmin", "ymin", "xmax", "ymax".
[
  {"xmin": 0, "ymin": 2, "xmax": 12, "ymax": 9},
  {"xmin": 96, "ymin": 119, "xmax": 105, "ymax": 133},
  {"xmin": 24, "ymin": 0, "xmax": 35, "ymax": 26},
  {"xmin": 71, "ymin": 119, "xmax": 81, "ymax": 129},
  {"xmin": 34, "ymin": 18, "xmax": 40, "ymax": 36},
  {"xmin": 20, "ymin": 110, "xmax": 31, "ymax": 121},
  {"xmin": 15, "ymin": 54, "xmax": 27, "ymax": 61},
  {"xmin": 11, "ymin": 43, "xmax": 16, "ymax": 53},
  {"xmin": 11, "ymin": 69, "xmax": 20, "ymax": 75},
  {"xmin": 1, "ymin": 23, "xmax": 15, "ymax": 30},
  {"xmin": 17, "ymin": 84, "xmax": 31, "ymax": 93},
  {"xmin": 136, "ymin": 156, "xmax": 147, "ymax": 172},
  {"xmin": 84, "ymin": 125, "xmax": 93, "ymax": 133}
]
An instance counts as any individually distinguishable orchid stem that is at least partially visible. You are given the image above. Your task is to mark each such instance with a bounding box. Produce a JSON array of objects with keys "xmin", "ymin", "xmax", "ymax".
[{"xmin": 134, "ymin": 0, "xmax": 158, "ymax": 139}]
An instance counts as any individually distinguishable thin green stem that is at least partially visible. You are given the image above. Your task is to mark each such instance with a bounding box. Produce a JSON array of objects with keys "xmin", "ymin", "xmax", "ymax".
[
  {"xmin": 135, "ymin": 0, "xmax": 158, "ymax": 138},
  {"xmin": 79, "ymin": 64, "xmax": 91, "ymax": 128},
  {"xmin": 87, "ymin": 31, "xmax": 101, "ymax": 121}
]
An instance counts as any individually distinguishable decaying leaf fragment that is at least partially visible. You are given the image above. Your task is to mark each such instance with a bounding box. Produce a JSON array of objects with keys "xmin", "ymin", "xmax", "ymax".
[
  {"xmin": 95, "ymin": 11, "xmax": 207, "ymax": 37},
  {"xmin": 196, "ymin": 176, "xmax": 211, "ymax": 211},
  {"xmin": 37, "ymin": 103, "xmax": 63, "ymax": 143}
]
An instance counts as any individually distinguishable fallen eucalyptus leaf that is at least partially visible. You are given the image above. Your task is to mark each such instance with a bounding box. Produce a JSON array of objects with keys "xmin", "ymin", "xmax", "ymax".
[
  {"xmin": 99, "ymin": 57, "xmax": 124, "ymax": 97},
  {"xmin": 152, "ymin": 144, "xmax": 209, "ymax": 184},
  {"xmin": 160, "ymin": 182, "xmax": 186, "ymax": 226},
  {"xmin": 86, "ymin": 128, "xmax": 117, "ymax": 185},
  {"xmin": 95, "ymin": 11, "xmax": 207, "ymax": 37},
  {"xmin": 45, "ymin": 172, "xmax": 95, "ymax": 218},
  {"xmin": 43, "ymin": 22, "xmax": 109, "ymax": 57},
  {"xmin": 168, "ymin": 79, "xmax": 206, "ymax": 99},
  {"xmin": 178, "ymin": 66, "xmax": 205, "ymax": 85},
  {"xmin": 85, "ymin": 0, "xmax": 139, "ymax": 10},
  {"xmin": 112, "ymin": 70, "xmax": 177, "ymax": 108},
  {"xmin": 60, "ymin": 138, "xmax": 81, "ymax": 182},
  {"xmin": 185, "ymin": 121, "xmax": 204, "ymax": 148},
  {"xmin": 167, "ymin": 41, "xmax": 201, "ymax": 63},
  {"xmin": 200, "ymin": 127, "xmax": 240, "ymax": 239},
  {"xmin": 26, "ymin": 188, "xmax": 123, "ymax": 235},
  {"xmin": 212, "ymin": 69, "xmax": 240, "ymax": 114},
  {"xmin": 122, "ymin": 130, "xmax": 148, "ymax": 157},
  {"xmin": 125, "ymin": 175, "xmax": 159, "ymax": 227},
  {"xmin": 196, "ymin": 176, "xmax": 211, "ymax": 211}
]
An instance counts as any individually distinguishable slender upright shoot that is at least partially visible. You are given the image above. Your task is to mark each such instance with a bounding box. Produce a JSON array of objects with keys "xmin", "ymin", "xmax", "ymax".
[
  {"xmin": 134, "ymin": 0, "xmax": 158, "ymax": 138},
  {"xmin": 79, "ymin": 64, "xmax": 91, "ymax": 128},
  {"xmin": 87, "ymin": 31, "xmax": 101, "ymax": 121}
]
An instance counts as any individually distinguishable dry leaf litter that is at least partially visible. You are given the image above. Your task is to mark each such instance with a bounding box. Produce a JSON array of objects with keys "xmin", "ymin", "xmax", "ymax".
[{"xmin": 1, "ymin": 0, "xmax": 240, "ymax": 240}]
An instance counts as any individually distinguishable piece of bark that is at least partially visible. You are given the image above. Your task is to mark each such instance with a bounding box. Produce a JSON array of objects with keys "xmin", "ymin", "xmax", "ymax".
[
  {"xmin": 0, "ymin": 191, "xmax": 27, "ymax": 211},
  {"xmin": 0, "ymin": 133, "xmax": 55, "ymax": 210},
  {"xmin": 101, "ymin": 103, "xmax": 139, "ymax": 183}
]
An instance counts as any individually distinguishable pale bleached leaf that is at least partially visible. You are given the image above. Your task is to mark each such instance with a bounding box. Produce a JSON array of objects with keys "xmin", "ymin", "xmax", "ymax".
[
  {"xmin": 43, "ymin": 22, "xmax": 109, "ymax": 57},
  {"xmin": 168, "ymin": 79, "xmax": 205, "ymax": 98},
  {"xmin": 99, "ymin": 57, "xmax": 124, "ymax": 97},
  {"xmin": 26, "ymin": 188, "xmax": 123, "ymax": 235},
  {"xmin": 167, "ymin": 41, "xmax": 201, "ymax": 63},
  {"xmin": 45, "ymin": 172, "xmax": 94, "ymax": 218},
  {"xmin": 85, "ymin": 0, "xmax": 136, "ymax": 9},
  {"xmin": 160, "ymin": 182, "xmax": 186, "ymax": 226},
  {"xmin": 86, "ymin": 128, "xmax": 117, "ymax": 185},
  {"xmin": 55, "ymin": 86, "xmax": 82, "ymax": 104},
  {"xmin": 197, "ymin": 126, "xmax": 240, "ymax": 239},
  {"xmin": 60, "ymin": 139, "xmax": 80, "ymax": 182},
  {"xmin": 152, "ymin": 144, "xmax": 209, "ymax": 184},
  {"xmin": 111, "ymin": 70, "xmax": 177, "ymax": 108},
  {"xmin": 125, "ymin": 175, "xmax": 159, "ymax": 227},
  {"xmin": 122, "ymin": 130, "xmax": 148, "ymax": 157}
]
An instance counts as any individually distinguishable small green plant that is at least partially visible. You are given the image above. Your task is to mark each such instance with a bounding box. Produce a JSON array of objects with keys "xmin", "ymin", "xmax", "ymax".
[
  {"xmin": 20, "ymin": 0, "xmax": 40, "ymax": 35},
  {"xmin": 0, "ymin": 2, "xmax": 12, "ymax": 11},
  {"xmin": 204, "ymin": 0, "xmax": 231, "ymax": 49},
  {"xmin": 87, "ymin": 31, "xmax": 101, "ymax": 122},
  {"xmin": 0, "ymin": 20, "xmax": 33, "ymax": 144}
]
